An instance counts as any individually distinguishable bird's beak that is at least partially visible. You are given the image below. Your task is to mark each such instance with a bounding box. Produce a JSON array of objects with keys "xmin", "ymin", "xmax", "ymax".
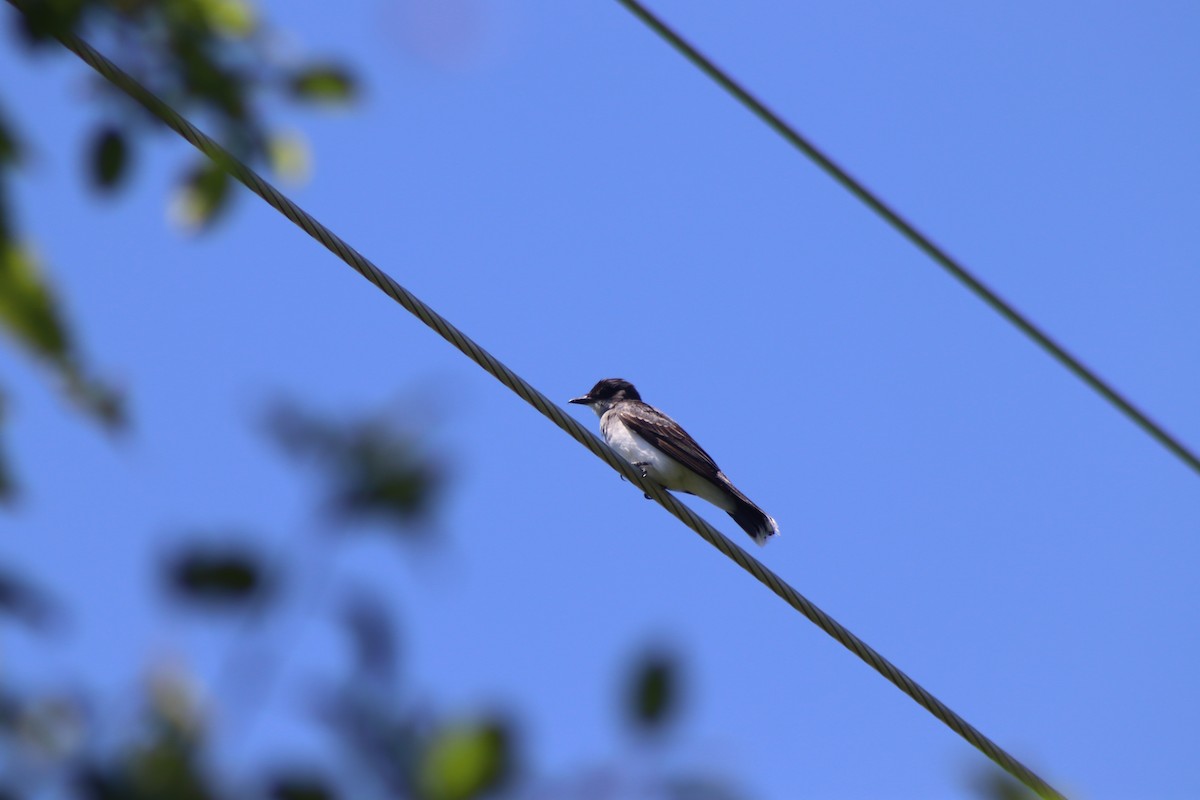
[{"xmin": 568, "ymin": 395, "xmax": 591, "ymax": 405}]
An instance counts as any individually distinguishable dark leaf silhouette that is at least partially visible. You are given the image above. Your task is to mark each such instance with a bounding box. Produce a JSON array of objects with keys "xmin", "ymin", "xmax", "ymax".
[
  {"xmin": 63, "ymin": 369, "xmax": 127, "ymax": 431},
  {"xmin": 89, "ymin": 126, "xmax": 129, "ymax": 191},
  {"xmin": 342, "ymin": 590, "xmax": 398, "ymax": 679},
  {"xmin": 269, "ymin": 772, "xmax": 338, "ymax": 800},
  {"xmin": 0, "ymin": 109, "xmax": 19, "ymax": 167},
  {"xmin": 13, "ymin": 0, "xmax": 86, "ymax": 46},
  {"xmin": 627, "ymin": 650, "xmax": 678, "ymax": 732},
  {"xmin": 72, "ymin": 763, "xmax": 133, "ymax": 800},
  {"xmin": 267, "ymin": 402, "xmax": 445, "ymax": 534},
  {"xmin": 164, "ymin": 543, "xmax": 270, "ymax": 608},
  {"xmin": 0, "ymin": 390, "xmax": 13, "ymax": 503},
  {"xmin": 973, "ymin": 770, "xmax": 1038, "ymax": 800},
  {"xmin": 0, "ymin": 566, "xmax": 58, "ymax": 629}
]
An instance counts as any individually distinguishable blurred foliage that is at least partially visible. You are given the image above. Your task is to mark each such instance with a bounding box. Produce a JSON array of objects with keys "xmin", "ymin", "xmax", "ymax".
[
  {"xmin": 163, "ymin": 540, "xmax": 272, "ymax": 609},
  {"xmin": 0, "ymin": 241, "xmax": 124, "ymax": 432},
  {"xmin": 340, "ymin": 590, "xmax": 398, "ymax": 681},
  {"xmin": 265, "ymin": 131, "xmax": 311, "ymax": 184},
  {"xmin": 0, "ymin": 0, "xmax": 357, "ymax": 498},
  {"xmin": 5, "ymin": 0, "xmax": 356, "ymax": 228},
  {"xmin": 972, "ymin": 770, "xmax": 1040, "ymax": 800},
  {"xmin": 71, "ymin": 665, "xmax": 212, "ymax": 800},
  {"xmin": 267, "ymin": 402, "xmax": 446, "ymax": 536},
  {"xmin": 287, "ymin": 66, "xmax": 357, "ymax": 106},
  {"xmin": 0, "ymin": 241, "xmax": 69, "ymax": 361},
  {"xmin": 0, "ymin": 389, "xmax": 13, "ymax": 503},
  {"xmin": 0, "ymin": 394, "xmax": 759, "ymax": 800},
  {"xmin": 88, "ymin": 125, "xmax": 128, "ymax": 191},
  {"xmin": 170, "ymin": 161, "xmax": 232, "ymax": 229},
  {"xmin": 267, "ymin": 774, "xmax": 335, "ymax": 800},
  {"xmin": 626, "ymin": 650, "xmax": 679, "ymax": 734},
  {"xmin": 0, "ymin": 565, "xmax": 59, "ymax": 631},
  {"xmin": 416, "ymin": 719, "xmax": 513, "ymax": 800}
]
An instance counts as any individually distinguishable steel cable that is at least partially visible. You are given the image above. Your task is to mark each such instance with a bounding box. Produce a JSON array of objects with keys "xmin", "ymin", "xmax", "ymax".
[{"xmin": 615, "ymin": 0, "xmax": 1199, "ymax": 480}]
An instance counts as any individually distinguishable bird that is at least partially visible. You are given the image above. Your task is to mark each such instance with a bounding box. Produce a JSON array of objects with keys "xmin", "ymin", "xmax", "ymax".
[{"xmin": 569, "ymin": 378, "xmax": 779, "ymax": 545}]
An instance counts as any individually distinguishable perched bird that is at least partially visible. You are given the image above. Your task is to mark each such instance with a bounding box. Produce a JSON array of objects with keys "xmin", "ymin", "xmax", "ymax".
[{"xmin": 569, "ymin": 378, "xmax": 779, "ymax": 545}]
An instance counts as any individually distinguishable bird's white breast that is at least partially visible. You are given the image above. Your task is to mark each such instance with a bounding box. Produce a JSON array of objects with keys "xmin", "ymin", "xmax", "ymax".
[
  {"xmin": 597, "ymin": 408, "xmax": 737, "ymax": 512},
  {"xmin": 601, "ymin": 412, "xmax": 686, "ymax": 485}
]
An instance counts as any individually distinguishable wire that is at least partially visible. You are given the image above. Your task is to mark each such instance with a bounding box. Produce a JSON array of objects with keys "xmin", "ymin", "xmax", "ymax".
[
  {"xmin": 7, "ymin": 3, "xmax": 1066, "ymax": 798},
  {"xmin": 614, "ymin": 0, "xmax": 1200, "ymax": 480}
]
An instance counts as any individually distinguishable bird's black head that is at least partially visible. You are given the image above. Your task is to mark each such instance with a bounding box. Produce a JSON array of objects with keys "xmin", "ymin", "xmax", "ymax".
[{"xmin": 569, "ymin": 378, "xmax": 641, "ymax": 405}]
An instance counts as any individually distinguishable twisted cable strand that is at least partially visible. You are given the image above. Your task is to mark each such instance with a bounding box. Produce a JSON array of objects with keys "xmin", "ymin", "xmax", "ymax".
[
  {"xmin": 9, "ymin": 5, "xmax": 1065, "ymax": 798},
  {"xmin": 615, "ymin": 0, "xmax": 1199, "ymax": 479}
]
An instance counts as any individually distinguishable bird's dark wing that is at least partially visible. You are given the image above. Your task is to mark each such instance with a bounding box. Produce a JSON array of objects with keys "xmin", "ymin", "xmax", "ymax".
[{"xmin": 619, "ymin": 402, "xmax": 722, "ymax": 482}]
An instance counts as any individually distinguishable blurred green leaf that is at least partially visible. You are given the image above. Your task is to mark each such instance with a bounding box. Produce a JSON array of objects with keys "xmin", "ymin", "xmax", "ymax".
[
  {"xmin": 164, "ymin": 543, "xmax": 270, "ymax": 608},
  {"xmin": 13, "ymin": 0, "xmax": 87, "ymax": 46},
  {"xmin": 627, "ymin": 650, "xmax": 678, "ymax": 732},
  {"xmin": 0, "ymin": 210, "xmax": 123, "ymax": 431},
  {"xmin": 180, "ymin": 51, "xmax": 248, "ymax": 121},
  {"xmin": 145, "ymin": 664, "xmax": 206, "ymax": 744},
  {"xmin": 125, "ymin": 732, "xmax": 210, "ymax": 800},
  {"xmin": 267, "ymin": 131, "xmax": 312, "ymax": 184},
  {"xmin": 417, "ymin": 719, "xmax": 512, "ymax": 800},
  {"xmin": 0, "ymin": 241, "xmax": 71, "ymax": 363},
  {"xmin": 288, "ymin": 65, "xmax": 357, "ymax": 104},
  {"xmin": 339, "ymin": 428, "xmax": 440, "ymax": 524},
  {"xmin": 267, "ymin": 402, "xmax": 445, "ymax": 533},
  {"xmin": 972, "ymin": 770, "xmax": 1038, "ymax": 800},
  {"xmin": 196, "ymin": 0, "xmax": 257, "ymax": 38},
  {"xmin": 170, "ymin": 162, "xmax": 231, "ymax": 230},
  {"xmin": 89, "ymin": 126, "xmax": 130, "ymax": 191}
]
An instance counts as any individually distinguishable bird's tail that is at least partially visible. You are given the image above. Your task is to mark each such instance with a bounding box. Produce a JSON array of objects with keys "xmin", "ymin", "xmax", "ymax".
[{"xmin": 726, "ymin": 487, "xmax": 780, "ymax": 546}]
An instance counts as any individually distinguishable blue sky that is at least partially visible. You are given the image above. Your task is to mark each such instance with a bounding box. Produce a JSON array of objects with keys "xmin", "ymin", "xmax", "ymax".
[{"xmin": 3, "ymin": 1, "xmax": 1199, "ymax": 797}]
